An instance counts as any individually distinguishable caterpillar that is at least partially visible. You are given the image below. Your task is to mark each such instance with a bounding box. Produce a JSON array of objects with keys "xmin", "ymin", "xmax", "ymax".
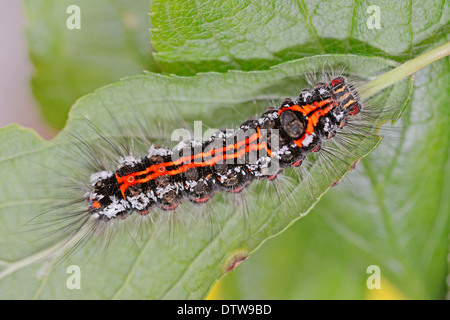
[{"xmin": 85, "ymin": 76, "xmax": 361, "ymax": 222}]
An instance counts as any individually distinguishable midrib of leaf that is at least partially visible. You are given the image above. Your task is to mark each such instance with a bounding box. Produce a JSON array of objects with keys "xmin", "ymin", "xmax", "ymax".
[
  {"xmin": 193, "ymin": 0, "xmax": 241, "ymax": 69},
  {"xmin": 344, "ymin": 1, "xmax": 357, "ymax": 54},
  {"xmin": 31, "ymin": 259, "xmax": 55, "ymax": 300},
  {"xmin": 408, "ymin": 0, "xmax": 414, "ymax": 58},
  {"xmin": 0, "ymin": 243, "xmax": 61, "ymax": 280},
  {"xmin": 297, "ymin": 0, "xmax": 325, "ymax": 54}
]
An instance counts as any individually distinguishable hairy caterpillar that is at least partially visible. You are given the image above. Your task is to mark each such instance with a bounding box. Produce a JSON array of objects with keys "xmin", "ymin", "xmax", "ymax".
[
  {"xmin": 83, "ymin": 76, "xmax": 360, "ymax": 222},
  {"xmin": 21, "ymin": 67, "xmax": 381, "ymax": 264}
]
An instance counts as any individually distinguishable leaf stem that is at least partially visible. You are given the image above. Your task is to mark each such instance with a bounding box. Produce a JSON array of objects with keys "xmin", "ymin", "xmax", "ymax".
[{"xmin": 360, "ymin": 41, "xmax": 450, "ymax": 99}]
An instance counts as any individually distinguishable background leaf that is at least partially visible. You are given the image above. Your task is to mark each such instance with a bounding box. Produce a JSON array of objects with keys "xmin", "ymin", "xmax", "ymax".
[
  {"xmin": 25, "ymin": 0, "xmax": 160, "ymax": 128},
  {"xmin": 0, "ymin": 55, "xmax": 412, "ymax": 299},
  {"xmin": 150, "ymin": 0, "xmax": 449, "ymax": 75}
]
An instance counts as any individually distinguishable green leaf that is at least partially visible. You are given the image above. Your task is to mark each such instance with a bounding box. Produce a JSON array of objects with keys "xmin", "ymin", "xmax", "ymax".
[
  {"xmin": 151, "ymin": 0, "xmax": 449, "ymax": 75},
  {"xmin": 219, "ymin": 52, "xmax": 450, "ymax": 299},
  {"xmin": 25, "ymin": 0, "xmax": 160, "ymax": 129},
  {"xmin": 0, "ymin": 55, "xmax": 412, "ymax": 299}
]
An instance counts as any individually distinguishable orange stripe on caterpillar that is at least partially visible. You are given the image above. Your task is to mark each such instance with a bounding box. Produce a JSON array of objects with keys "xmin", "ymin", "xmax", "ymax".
[{"xmin": 117, "ymin": 127, "xmax": 271, "ymax": 198}]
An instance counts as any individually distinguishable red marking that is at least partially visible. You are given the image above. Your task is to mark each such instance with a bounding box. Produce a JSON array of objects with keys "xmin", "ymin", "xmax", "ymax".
[
  {"xmin": 226, "ymin": 255, "xmax": 248, "ymax": 273},
  {"xmin": 138, "ymin": 210, "xmax": 149, "ymax": 216},
  {"xmin": 267, "ymin": 174, "xmax": 278, "ymax": 181},
  {"xmin": 350, "ymin": 103, "xmax": 361, "ymax": 116},
  {"xmin": 351, "ymin": 159, "xmax": 360, "ymax": 170},
  {"xmin": 292, "ymin": 159, "xmax": 302, "ymax": 167},
  {"xmin": 311, "ymin": 145, "xmax": 321, "ymax": 152},
  {"xmin": 127, "ymin": 176, "xmax": 135, "ymax": 183},
  {"xmin": 159, "ymin": 203, "xmax": 179, "ymax": 211},
  {"xmin": 192, "ymin": 195, "xmax": 212, "ymax": 203},
  {"xmin": 330, "ymin": 78, "xmax": 343, "ymax": 86},
  {"xmin": 331, "ymin": 178, "xmax": 342, "ymax": 187},
  {"xmin": 231, "ymin": 185, "xmax": 246, "ymax": 193},
  {"xmin": 92, "ymin": 201, "xmax": 101, "ymax": 208}
]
